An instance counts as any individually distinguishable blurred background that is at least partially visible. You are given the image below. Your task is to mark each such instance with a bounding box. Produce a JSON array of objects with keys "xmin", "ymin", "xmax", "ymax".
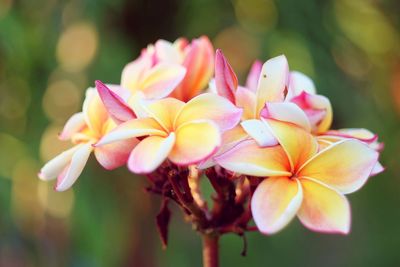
[{"xmin": 0, "ymin": 0, "xmax": 400, "ymax": 266}]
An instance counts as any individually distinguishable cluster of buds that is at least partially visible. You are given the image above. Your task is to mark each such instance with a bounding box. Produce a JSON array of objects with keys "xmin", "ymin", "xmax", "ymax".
[{"xmin": 39, "ymin": 36, "xmax": 383, "ymax": 249}]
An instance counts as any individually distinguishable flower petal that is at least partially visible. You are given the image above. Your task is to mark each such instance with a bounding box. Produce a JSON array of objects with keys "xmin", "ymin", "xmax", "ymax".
[
  {"xmin": 241, "ymin": 119, "xmax": 278, "ymax": 147},
  {"xmin": 155, "ymin": 39, "xmax": 182, "ymax": 63},
  {"xmin": 371, "ymin": 161, "xmax": 384, "ymax": 176},
  {"xmin": 59, "ymin": 112, "xmax": 86, "ymax": 141},
  {"xmin": 197, "ymin": 125, "xmax": 248, "ymax": 169},
  {"xmin": 169, "ymin": 120, "xmax": 221, "ymax": 165},
  {"xmin": 82, "ymin": 88, "xmax": 109, "ymax": 134},
  {"xmin": 95, "ymin": 80, "xmax": 136, "ymax": 123},
  {"xmin": 286, "ymin": 71, "xmax": 316, "ymax": 100},
  {"xmin": 95, "ymin": 117, "xmax": 166, "ymax": 146},
  {"xmin": 297, "ymin": 178, "xmax": 351, "ymax": 234},
  {"xmin": 235, "ymin": 87, "xmax": 256, "ymax": 120},
  {"xmin": 290, "ymin": 91, "xmax": 332, "ymax": 133},
  {"xmin": 171, "ymin": 36, "xmax": 214, "ymax": 101},
  {"xmin": 175, "ymin": 93, "xmax": 242, "ymax": 131},
  {"xmin": 139, "ymin": 63, "xmax": 186, "ymax": 99},
  {"xmin": 255, "ymin": 55, "xmax": 289, "ymax": 114},
  {"xmin": 215, "ymin": 139, "xmax": 291, "ymax": 177},
  {"xmin": 140, "ymin": 97, "xmax": 185, "ymax": 131},
  {"xmin": 38, "ymin": 145, "xmax": 81, "ymax": 181},
  {"xmin": 298, "ymin": 140, "xmax": 379, "ymax": 194},
  {"xmin": 251, "ymin": 177, "xmax": 303, "ymax": 235},
  {"xmin": 128, "ymin": 133, "xmax": 175, "ymax": 174},
  {"xmin": 264, "ymin": 119, "xmax": 318, "ymax": 172},
  {"xmin": 214, "ymin": 49, "xmax": 238, "ymax": 103},
  {"xmin": 245, "ymin": 60, "xmax": 262, "ymax": 92},
  {"xmin": 261, "ymin": 102, "xmax": 311, "ymax": 132},
  {"xmin": 94, "ymin": 138, "xmax": 139, "ymax": 170},
  {"xmin": 55, "ymin": 143, "xmax": 93, "ymax": 191},
  {"xmin": 121, "ymin": 56, "xmax": 152, "ymax": 91}
]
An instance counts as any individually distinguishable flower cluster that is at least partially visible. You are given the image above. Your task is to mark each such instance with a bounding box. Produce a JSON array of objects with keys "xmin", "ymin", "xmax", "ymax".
[{"xmin": 39, "ymin": 36, "xmax": 383, "ymax": 237}]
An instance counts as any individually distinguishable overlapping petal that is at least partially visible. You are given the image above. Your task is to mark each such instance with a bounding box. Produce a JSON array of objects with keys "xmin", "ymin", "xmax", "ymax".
[
  {"xmin": 215, "ymin": 139, "xmax": 291, "ymax": 177},
  {"xmin": 96, "ymin": 117, "xmax": 166, "ymax": 146},
  {"xmin": 174, "ymin": 93, "xmax": 242, "ymax": 131},
  {"xmin": 94, "ymin": 138, "xmax": 139, "ymax": 170},
  {"xmin": 245, "ymin": 60, "xmax": 262, "ymax": 92},
  {"xmin": 55, "ymin": 143, "xmax": 93, "ymax": 191},
  {"xmin": 38, "ymin": 145, "xmax": 82, "ymax": 181},
  {"xmin": 241, "ymin": 119, "xmax": 278, "ymax": 147},
  {"xmin": 59, "ymin": 112, "xmax": 86, "ymax": 141},
  {"xmin": 297, "ymin": 140, "xmax": 379, "ymax": 194},
  {"xmin": 128, "ymin": 133, "xmax": 175, "ymax": 174},
  {"xmin": 265, "ymin": 119, "xmax": 318, "ymax": 171},
  {"xmin": 291, "ymin": 91, "xmax": 332, "ymax": 133},
  {"xmin": 169, "ymin": 120, "xmax": 221, "ymax": 165},
  {"xmin": 297, "ymin": 178, "xmax": 350, "ymax": 234},
  {"xmin": 172, "ymin": 36, "xmax": 214, "ymax": 101},
  {"xmin": 82, "ymin": 88, "xmax": 109, "ymax": 135},
  {"xmin": 139, "ymin": 63, "xmax": 186, "ymax": 99},
  {"xmin": 235, "ymin": 87, "xmax": 256, "ymax": 120},
  {"xmin": 95, "ymin": 80, "xmax": 136, "ymax": 123},
  {"xmin": 255, "ymin": 55, "xmax": 289, "ymax": 113},
  {"xmin": 251, "ymin": 177, "xmax": 303, "ymax": 234},
  {"xmin": 215, "ymin": 49, "xmax": 238, "ymax": 103},
  {"xmin": 261, "ymin": 102, "xmax": 311, "ymax": 132},
  {"xmin": 286, "ymin": 71, "xmax": 316, "ymax": 99}
]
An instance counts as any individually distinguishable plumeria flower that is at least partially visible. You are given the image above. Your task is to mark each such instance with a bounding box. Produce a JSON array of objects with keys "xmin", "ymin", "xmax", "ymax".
[
  {"xmin": 95, "ymin": 89, "xmax": 242, "ymax": 174},
  {"xmin": 122, "ymin": 36, "xmax": 214, "ymax": 102},
  {"xmin": 38, "ymin": 88, "xmax": 137, "ymax": 191},
  {"xmin": 213, "ymin": 50, "xmax": 333, "ymax": 147},
  {"xmin": 216, "ymin": 119, "xmax": 379, "ymax": 234}
]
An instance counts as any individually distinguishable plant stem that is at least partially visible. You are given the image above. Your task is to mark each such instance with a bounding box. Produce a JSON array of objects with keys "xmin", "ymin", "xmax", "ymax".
[{"xmin": 202, "ymin": 234, "xmax": 219, "ymax": 267}]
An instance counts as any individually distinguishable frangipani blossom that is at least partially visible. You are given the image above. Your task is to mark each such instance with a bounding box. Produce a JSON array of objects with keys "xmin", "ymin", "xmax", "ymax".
[
  {"xmin": 95, "ymin": 91, "xmax": 242, "ymax": 174},
  {"xmin": 216, "ymin": 119, "xmax": 379, "ymax": 234},
  {"xmin": 214, "ymin": 51, "xmax": 333, "ymax": 148},
  {"xmin": 122, "ymin": 36, "xmax": 214, "ymax": 102},
  {"xmin": 39, "ymin": 88, "xmax": 137, "ymax": 191}
]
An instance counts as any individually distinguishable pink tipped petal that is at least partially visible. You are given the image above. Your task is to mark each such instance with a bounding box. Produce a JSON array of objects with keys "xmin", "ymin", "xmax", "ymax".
[
  {"xmin": 251, "ymin": 177, "xmax": 303, "ymax": 235},
  {"xmin": 96, "ymin": 118, "xmax": 166, "ymax": 146},
  {"xmin": 39, "ymin": 145, "xmax": 81, "ymax": 181},
  {"xmin": 323, "ymin": 128, "xmax": 378, "ymax": 144},
  {"xmin": 298, "ymin": 178, "xmax": 351, "ymax": 234},
  {"xmin": 169, "ymin": 120, "xmax": 221, "ymax": 165},
  {"xmin": 94, "ymin": 138, "xmax": 139, "ymax": 170},
  {"xmin": 235, "ymin": 87, "xmax": 257, "ymax": 120},
  {"xmin": 215, "ymin": 139, "xmax": 291, "ymax": 177},
  {"xmin": 215, "ymin": 49, "xmax": 238, "ymax": 102},
  {"xmin": 256, "ymin": 55, "xmax": 289, "ymax": 113},
  {"xmin": 95, "ymin": 80, "xmax": 136, "ymax": 123},
  {"xmin": 298, "ymin": 140, "xmax": 379, "ymax": 194},
  {"xmin": 291, "ymin": 91, "xmax": 332, "ymax": 133},
  {"xmin": 241, "ymin": 119, "xmax": 278, "ymax": 147},
  {"xmin": 172, "ymin": 36, "xmax": 214, "ymax": 101},
  {"xmin": 287, "ymin": 71, "xmax": 316, "ymax": 99},
  {"xmin": 139, "ymin": 63, "xmax": 186, "ymax": 99},
  {"xmin": 55, "ymin": 143, "xmax": 93, "ymax": 192},
  {"xmin": 175, "ymin": 93, "xmax": 242, "ymax": 131},
  {"xmin": 245, "ymin": 60, "xmax": 262, "ymax": 92},
  {"xmin": 261, "ymin": 102, "xmax": 311, "ymax": 132},
  {"xmin": 128, "ymin": 133, "xmax": 175, "ymax": 174},
  {"xmin": 264, "ymin": 119, "xmax": 318, "ymax": 172},
  {"xmin": 59, "ymin": 112, "xmax": 86, "ymax": 140}
]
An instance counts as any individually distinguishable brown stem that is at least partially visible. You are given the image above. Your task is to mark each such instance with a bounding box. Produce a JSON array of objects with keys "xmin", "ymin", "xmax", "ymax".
[{"xmin": 202, "ymin": 234, "xmax": 219, "ymax": 267}]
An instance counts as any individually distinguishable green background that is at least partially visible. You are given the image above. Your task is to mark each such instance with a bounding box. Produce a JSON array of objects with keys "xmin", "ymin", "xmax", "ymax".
[{"xmin": 0, "ymin": 0, "xmax": 399, "ymax": 266}]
